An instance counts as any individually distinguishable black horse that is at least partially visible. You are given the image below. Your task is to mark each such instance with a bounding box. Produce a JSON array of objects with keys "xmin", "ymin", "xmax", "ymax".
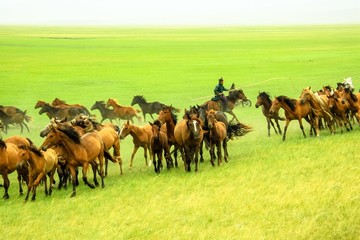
[{"xmin": 131, "ymin": 95, "xmax": 179, "ymax": 121}]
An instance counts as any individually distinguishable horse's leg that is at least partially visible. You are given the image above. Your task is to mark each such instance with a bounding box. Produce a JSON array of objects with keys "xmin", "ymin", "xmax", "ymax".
[
  {"xmin": 266, "ymin": 118, "xmax": 271, "ymax": 136},
  {"xmin": 282, "ymin": 119, "xmax": 290, "ymax": 141},
  {"xmin": 298, "ymin": 118, "xmax": 307, "ymax": 138},
  {"xmin": 2, "ymin": 173, "xmax": 10, "ymax": 199},
  {"xmin": 275, "ymin": 118, "xmax": 282, "ymax": 134},
  {"xmin": 44, "ymin": 174, "xmax": 48, "ymax": 196},
  {"xmin": 17, "ymin": 171, "xmax": 23, "ymax": 195},
  {"xmin": 82, "ymin": 163, "xmax": 95, "ymax": 189},
  {"xmin": 209, "ymin": 142, "xmax": 215, "ymax": 167},
  {"xmin": 194, "ymin": 147, "xmax": 200, "ymax": 172},
  {"xmin": 130, "ymin": 146, "xmax": 140, "ymax": 168},
  {"xmin": 269, "ymin": 118, "xmax": 278, "ymax": 135},
  {"xmin": 113, "ymin": 140, "xmax": 123, "ymax": 175},
  {"xmin": 49, "ymin": 169, "xmax": 56, "ymax": 196},
  {"xmin": 104, "ymin": 157, "xmax": 108, "ymax": 177},
  {"xmin": 68, "ymin": 166, "xmax": 77, "ymax": 197},
  {"xmin": 228, "ymin": 110, "xmax": 240, "ymax": 124},
  {"xmin": 223, "ymin": 139, "xmax": 228, "ymax": 162},
  {"xmin": 23, "ymin": 122, "xmax": 30, "ymax": 133},
  {"xmin": 199, "ymin": 140, "xmax": 204, "ymax": 163},
  {"xmin": 25, "ymin": 174, "xmax": 33, "ymax": 201},
  {"xmin": 216, "ymin": 142, "xmax": 222, "ymax": 166},
  {"xmin": 90, "ymin": 161, "xmax": 99, "ymax": 187},
  {"xmin": 158, "ymin": 151, "xmax": 163, "ymax": 173},
  {"xmin": 98, "ymin": 153, "xmax": 106, "ymax": 188},
  {"xmin": 152, "ymin": 152, "xmax": 157, "ymax": 173}
]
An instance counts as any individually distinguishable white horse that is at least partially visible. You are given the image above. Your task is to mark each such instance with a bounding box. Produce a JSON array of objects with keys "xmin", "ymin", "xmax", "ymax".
[{"xmin": 343, "ymin": 77, "xmax": 355, "ymax": 92}]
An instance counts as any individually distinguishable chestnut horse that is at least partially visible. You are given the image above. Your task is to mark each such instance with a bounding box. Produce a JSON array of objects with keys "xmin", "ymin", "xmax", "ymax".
[
  {"xmin": 327, "ymin": 90, "xmax": 352, "ymax": 133},
  {"xmin": 40, "ymin": 123, "xmax": 106, "ymax": 197},
  {"xmin": 106, "ymin": 98, "xmax": 142, "ymax": 123},
  {"xmin": 174, "ymin": 113, "xmax": 204, "ymax": 172},
  {"xmin": 200, "ymin": 89, "xmax": 247, "ymax": 124},
  {"xmin": 269, "ymin": 95, "xmax": 317, "ymax": 141},
  {"xmin": 18, "ymin": 146, "xmax": 58, "ymax": 201},
  {"xmin": 119, "ymin": 120, "xmax": 152, "ymax": 168},
  {"xmin": 0, "ymin": 139, "xmax": 28, "ymax": 199},
  {"xmin": 206, "ymin": 110, "xmax": 228, "ymax": 166},
  {"xmin": 150, "ymin": 120, "xmax": 171, "ymax": 173},
  {"xmin": 255, "ymin": 92, "xmax": 284, "ymax": 136}
]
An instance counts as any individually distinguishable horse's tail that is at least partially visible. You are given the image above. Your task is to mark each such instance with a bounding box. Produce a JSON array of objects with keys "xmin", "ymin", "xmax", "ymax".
[
  {"xmin": 23, "ymin": 110, "xmax": 32, "ymax": 122},
  {"xmin": 104, "ymin": 147, "xmax": 117, "ymax": 163},
  {"xmin": 228, "ymin": 122, "xmax": 253, "ymax": 139}
]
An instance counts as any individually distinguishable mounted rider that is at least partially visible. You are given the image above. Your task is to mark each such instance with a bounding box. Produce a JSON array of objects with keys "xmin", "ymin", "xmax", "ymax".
[{"xmin": 211, "ymin": 77, "xmax": 230, "ymax": 112}]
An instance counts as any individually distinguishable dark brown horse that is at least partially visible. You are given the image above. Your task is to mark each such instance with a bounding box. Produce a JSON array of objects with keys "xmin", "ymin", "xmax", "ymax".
[
  {"xmin": 131, "ymin": 95, "xmax": 166, "ymax": 121},
  {"xmin": 327, "ymin": 90, "xmax": 352, "ymax": 133},
  {"xmin": 174, "ymin": 113, "xmax": 204, "ymax": 172},
  {"xmin": 40, "ymin": 123, "xmax": 106, "ymax": 197},
  {"xmin": 51, "ymin": 98, "xmax": 91, "ymax": 116},
  {"xmin": 106, "ymin": 98, "xmax": 142, "ymax": 123},
  {"xmin": 255, "ymin": 92, "xmax": 284, "ymax": 136},
  {"xmin": 269, "ymin": 95, "xmax": 317, "ymax": 141},
  {"xmin": 206, "ymin": 110, "xmax": 228, "ymax": 166},
  {"xmin": 201, "ymin": 89, "xmax": 247, "ymax": 124},
  {"xmin": 0, "ymin": 107, "xmax": 31, "ymax": 133},
  {"xmin": 150, "ymin": 120, "xmax": 171, "ymax": 173}
]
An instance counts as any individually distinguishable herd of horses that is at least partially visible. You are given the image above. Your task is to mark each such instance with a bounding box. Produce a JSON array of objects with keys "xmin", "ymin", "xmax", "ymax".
[
  {"xmin": 0, "ymin": 87, "xmax": 253, "ymax": 200},
  {"xmin": 255, "ymin": 79, "xmax": 360, "ymax": 140}
]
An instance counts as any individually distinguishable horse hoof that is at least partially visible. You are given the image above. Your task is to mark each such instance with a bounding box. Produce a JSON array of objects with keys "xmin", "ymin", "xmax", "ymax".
[
  {"xmin": 70, "ymin": 192, "xmax": 76, "ymax": 198},
  {"xmin": 3, "ymin": 194, "xmax": 9, "ymax": 199}
]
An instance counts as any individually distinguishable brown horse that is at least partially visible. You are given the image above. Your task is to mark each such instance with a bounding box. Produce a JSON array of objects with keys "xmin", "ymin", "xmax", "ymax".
[
  {"xmin": 201, "ymin": 89, "xmax": 247, "ymax": 124},
  {"xmin": 255, "ymin": 92, "xmax": 284, "ymax": 136},
  {"xmin": 106, "ymin": 98, "xmax": 142, "ymax": 123},
  {"xmin": 206, "ymin": 110, "xmax": 228, "ymax": 166},
  {"xmin": 300, "ymin": 87, "xmax": 335, "ymax": 134},
  {"xmin": 174, "ymin": 113, "xmax": 204, "ymax": 172},
  {"xmin": 91, "ymin": 101, "xmax": 120, "ymax": 123},
  {"xmin": 71, "ymin": 114, "xmax": 122, "ymax": 176},
  {"xmin": 327, "ymin": 90, "xmax": 353, "ymax": 133},
  {"xmin": 0, "ymin": 107, "xmax": 31, "ymax": 133},
  {"xmin": 18, "ymin": 146, "xmax": 58, "ymax": 201},
  {"xmin": 119, "ymin": 120, "xmax": 152, "ymax": 168},
  {"xmin": 0, "ymin": 139, "xmax": 27, "ymax": 199},
  {"xmin": 40, "ymin": 123, "xmax": 106, "ymax": 197},
  {"xmin": 150, "ymin": 120, "xmax": 171, "ymax": 173},
  {"xmin": 269, "ymin": 95, "xmax": 317, "ymax": 141},
  {"xmin": 51, "ymin": 98, "xmax": 91, "ymax": 116},
  {"xmin": 339, "ymin": 88, "xmax": 360, "ymax": 125}
]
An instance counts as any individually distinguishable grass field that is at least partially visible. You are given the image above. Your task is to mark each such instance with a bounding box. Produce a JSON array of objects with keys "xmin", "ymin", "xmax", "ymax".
[{"xmin": 0, "ymin": 25, "xmax": 360, "ymax": 239}]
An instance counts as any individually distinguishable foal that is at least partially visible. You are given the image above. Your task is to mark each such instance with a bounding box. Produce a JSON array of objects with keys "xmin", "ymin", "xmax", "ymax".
[{"xmin": 150, "ymin": 120, "xmax": 171, "ymax": 173}]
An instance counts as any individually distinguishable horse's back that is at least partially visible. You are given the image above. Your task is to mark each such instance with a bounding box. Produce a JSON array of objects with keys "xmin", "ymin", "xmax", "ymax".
[{"xmin": 81, "ymin": 132, "xmax": 104, "ymax": 159}]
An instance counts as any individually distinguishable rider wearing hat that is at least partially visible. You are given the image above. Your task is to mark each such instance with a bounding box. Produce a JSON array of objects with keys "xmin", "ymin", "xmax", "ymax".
[{"xmin": 212, "ymin": 77, "xmax": 229, "ymax": 111}]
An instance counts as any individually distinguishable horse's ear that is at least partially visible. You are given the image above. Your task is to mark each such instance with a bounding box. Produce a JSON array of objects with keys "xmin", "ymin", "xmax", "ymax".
[{"xmin": 126, "ymin": 120, "xmax": 130, "ymax": 124}]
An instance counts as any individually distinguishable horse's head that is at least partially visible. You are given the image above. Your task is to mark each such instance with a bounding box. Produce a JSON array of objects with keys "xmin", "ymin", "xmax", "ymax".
[
  {"xmin": 40, "ymin": 125, "xmax": 61, "ymax": 151},
  {"xmin": 150, "ymin": 120, "xmax": 162, "ymax": 139},
  {"xmin": 52, "ymin": 98, "xmax": 66, "ymax": 106},
  {"xmin": 119, "ymin": 121, "xmax": 131, "ymax": 140},
  {"xmin": 269, "ymin": 96, "xmax": 281, "ymax": 114},
  {"xmin": 255, "ymin": 92, "xmax": 271, "ymax": 108},
  {"xmin": 91, "ymin": 101, "xmax": 103, "ymax": 110},
  {"xmin": 299, "ymin": 87, "xmax": 312, "ymax": 104},
  {"xmin": 158, "ymin": 106, "xmax": 176, "ymax": 124},
  {"xmin": 186, "ymin": 116, "xmax": 203, "ymax": 139},
  {"xmin": 206, "ymin": 110, "xmax": 217, "ymax": 129}
]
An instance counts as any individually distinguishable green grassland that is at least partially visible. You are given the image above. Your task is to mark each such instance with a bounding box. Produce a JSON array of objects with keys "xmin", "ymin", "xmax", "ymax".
[{"xmin": 0, "ymin": 25, "xmax": 360, "ymax": 239}]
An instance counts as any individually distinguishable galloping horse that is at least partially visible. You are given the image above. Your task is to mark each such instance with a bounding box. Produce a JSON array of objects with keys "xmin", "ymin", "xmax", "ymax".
[
  {"xmin": 106, "ymin": 98, "xmax": 142, "ymax": 123},
  {"xmin": 0, "ymin": 107, "xmax": 31, "ymax": 133},
  {"xmin": 0, "ymin": 139, "xmax": 27, "ymax": 199},
  {"xmin": 40, "ymin": 123, "xmax": 106, "ymax": 197},
  {"xmin": 91, "ymin": 101, "xmax": 119, "ymax": 123},
  {"xmin": 327, "ymin": 90, "xmax": 352, "ymax": 133},
  {"xmin": 206, "ymin": 110, "xmax": 228, "ymax": 166},
  {"xmin": 17, "ymin": 146, "xmax": 58, "ymax": 201},
  {"xmin": 269, "ymin": 95, "xmax": 317, "ymax": 141},
  {"xmin": 201, "ymin": 89, "xmax": 247, "ymax": 124},
  {"xmin": 150, "ymin": 120, "xmax": 171, "ymax": 173},
  {"xmin": 158, "ymin": 106, "xmax": 178, "ymax": 166},
  {"xmin": 38, "ymin": 103, "xmax": 78, "ymax": 120},
  {"xmin": 51, "ymin": 98, "xmax": 91, "ymax": 116},
  {"xmin": 255, "ymin": 92, "xmax": 284, "ymax": 136},
  {"xmin": 300, "ymin": 87, "xmax": 335, "ymax": 134},
  {"xmin": 119, "ymin": 120, "xmax": 153, "ymax": 168},
  {"xmin": 131, "ymin": 95, "xmax": 166, "ymax": 121},
  {"xmin": 174, "ymin": 113, "xmax": 204, "ymax": 172}
]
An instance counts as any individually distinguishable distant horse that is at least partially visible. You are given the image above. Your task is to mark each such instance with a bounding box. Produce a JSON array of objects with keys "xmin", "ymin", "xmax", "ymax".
[
  {"xmin": 174, "ymin": 113, "xmax": 204, "ymax": 172},
  {"xmin": 51, "ymin": 98, "xmax": 91, "ymax": 116},
  {"xmin": 119, "ymin": 120, "xmax": 153, "ymax": 168},
  {"xmin": 40, "ymin": 123, "xmax": 106, "ymax": 197},
  {"xmin": 150, "ymin": 120, "xmax": 171, "ymax": 173},
  {"xmin": 300, "ymin": 87, "xmax": 335, "ymax": 134},
  {"xmin": 0, "ymin": 139, "xmax": 27, "ymax": 199},
  {"xmin": 106, "ymin": 98, "xmax": 142, "ymax": 123},
  {"xmin": 269, "ymin": 95, "xmax": 317, "ymax": 141},
  {"xmin": 131, "ymin": 95, "xmax": 166, "ymax": 121},
  {"xmin": 339, "ymin": 88, "xmax": 360, "ymax": 125},
  {"xmin": 255, "ymin": 92, "xmax": 284, "ymax": 136},
  {"xmin": 34, "ymin": 100, "xmax": 52, "ymax": 119},
  {"xmin": 206, "ymin": 110, "xmax": 228, "ymax": 166},
  {"xmin": 91, "ymin": 101, "xmax": 119, "ymax": 123},
  {"xmin": 157, "ymin": 106, "xmax": 178, "ymax": 166},
  {"xmin": 38, "ymin": 103, "xmax": 78, "ymax": 120},
  {"xmin": 0, "ymin": 108, "xmax": 31, "ymax": 133},
  {"xmin": 18, "ymin": 146, "xmax": 58, "ymax": 201},
  {"xmin": 201, "ymin": 89, "xmax": 247, "ymax": 123}
]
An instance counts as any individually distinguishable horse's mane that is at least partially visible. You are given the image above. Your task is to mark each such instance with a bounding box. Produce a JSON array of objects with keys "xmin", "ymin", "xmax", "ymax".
[
  {"xmin": 58, "ymin": 125, "xmax": 81, "ymax": 144},
  {"xmin": 29, "ymin": 145, "xmax": 43, "ymax": 157},
  {"xmin": 259, "ymin": 92, "xmax": 272, "ymax": 104},
  {"xmin": 162, "ymin": 106, "xmax": 178, "ymax": 124},
  {"xmin": 0, "ymin": 139, "xmax": 6, "ymax": 149},
  {"xmin": 276, "ymin": 95, "xmax": 296, "ymax": 111},
  {"xmin": 134, "ymin": 95, "xmax": 147, "ymax": 103},
  {"xmin": 344, "ymin": 88, "xmax": 358, "ymax": 101}
]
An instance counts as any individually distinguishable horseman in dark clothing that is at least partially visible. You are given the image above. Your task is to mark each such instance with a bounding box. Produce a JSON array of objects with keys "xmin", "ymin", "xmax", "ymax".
[{"xmin": 211, "ymin": 77, "xmax": 229, "ymax": 111}]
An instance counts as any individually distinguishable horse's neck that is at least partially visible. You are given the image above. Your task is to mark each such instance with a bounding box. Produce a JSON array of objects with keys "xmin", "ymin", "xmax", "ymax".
[
  {"xmin": 129, "ymin": 125, "xmax": 144, "ymax": 140},
  {"xmin": 262, "ymin": 99, "xmax": 272, "ymax": 111},
  {"xmin": 59, "ymin": 132, "xmax": 87, "ymax": 159}
]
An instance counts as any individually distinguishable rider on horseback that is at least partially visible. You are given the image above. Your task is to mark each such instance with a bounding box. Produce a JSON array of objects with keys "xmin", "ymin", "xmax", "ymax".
[{"xmin": 212, "ymin": 77, "xmax": 229, "ymax": 112}]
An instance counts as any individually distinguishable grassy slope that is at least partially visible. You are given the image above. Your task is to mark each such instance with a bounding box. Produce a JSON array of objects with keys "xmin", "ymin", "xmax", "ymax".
[{"xmin": 0, "ymin": 25, "xmax": 359, "ymax": 239}]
